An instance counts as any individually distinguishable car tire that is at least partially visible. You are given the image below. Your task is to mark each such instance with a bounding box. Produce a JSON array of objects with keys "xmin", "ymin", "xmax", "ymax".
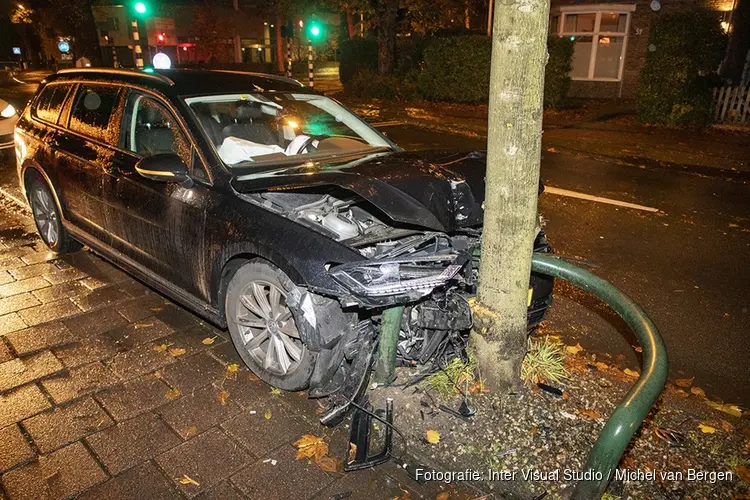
[
  {"xmin": 28, "ymin": 179, "xmax": 81, "ymax": 254},
  {"xmin": 225, "ymin": 259, "xmax": 316, "ymax": 391}
]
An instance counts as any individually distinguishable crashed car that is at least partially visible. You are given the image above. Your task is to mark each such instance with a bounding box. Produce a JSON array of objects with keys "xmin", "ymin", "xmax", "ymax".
[{"xmin": 15, "ymin": 68, "xmax": 553, "ymax": 422}]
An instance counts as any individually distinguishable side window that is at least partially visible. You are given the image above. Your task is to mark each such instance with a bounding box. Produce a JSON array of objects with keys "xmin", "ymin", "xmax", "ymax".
[
  {"xmin": 69, "ymin": 84, "xmax": 120, "ymax": 144},
  {"xmin": 121, "ymin": 93, "xmax": 191, "ymax": 164},
  {"xmin": 33, "ymin": 84, "xmax": 72, "ymax": 124}
]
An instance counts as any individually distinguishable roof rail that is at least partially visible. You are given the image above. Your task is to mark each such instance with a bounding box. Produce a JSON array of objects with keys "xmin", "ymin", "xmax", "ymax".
[
  {"xmin": 55, "ymin": 67, "xmax": 174, "ymax": 86},
  {"xmin": 209, "ymin": 69, "xmax": 303, "ymax": 87}
]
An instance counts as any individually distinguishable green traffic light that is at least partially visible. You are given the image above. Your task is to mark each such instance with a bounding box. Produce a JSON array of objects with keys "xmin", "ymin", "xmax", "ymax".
[
  {"xmin": 134, "ymin": 2, "xmax": 147, "ymax": 14},
  {"xmin": 310, "ymin": 25, "xmax": 321, "ymax": 37}
]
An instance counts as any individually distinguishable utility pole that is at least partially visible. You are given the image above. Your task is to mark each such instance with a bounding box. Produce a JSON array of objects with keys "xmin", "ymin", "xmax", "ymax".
[{"xmin": 471, "ymin": 0, "xmax": 551, "ymax": 390}]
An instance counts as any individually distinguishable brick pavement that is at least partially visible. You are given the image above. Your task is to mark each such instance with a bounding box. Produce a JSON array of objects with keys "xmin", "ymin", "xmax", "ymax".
[{"xmin": 0, "ymin": 194, "xmax": 468, "ymax": 500}]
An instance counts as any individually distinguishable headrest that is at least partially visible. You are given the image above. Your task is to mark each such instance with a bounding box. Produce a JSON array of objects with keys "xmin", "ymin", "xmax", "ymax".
[{"xmin": 235, "ymin": 103, "xmax": 263, "ymax": 120}]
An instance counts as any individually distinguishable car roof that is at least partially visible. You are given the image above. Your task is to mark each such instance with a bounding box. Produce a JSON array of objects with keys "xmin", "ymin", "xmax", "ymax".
[{"xmin": 48, "ymin": 68, "xmax": 311, "ymax": 97}]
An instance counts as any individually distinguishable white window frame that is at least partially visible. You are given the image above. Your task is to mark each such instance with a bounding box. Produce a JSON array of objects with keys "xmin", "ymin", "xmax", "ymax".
[{"xmin": 551, "ymin": 4, "xmax": 635, "ymax": 82}]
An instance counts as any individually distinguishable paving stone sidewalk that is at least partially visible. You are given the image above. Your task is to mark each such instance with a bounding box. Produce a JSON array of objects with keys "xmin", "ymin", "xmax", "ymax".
[{"xmin": 0, "ymin": 194, "xmax": 466, "ymax": 500}]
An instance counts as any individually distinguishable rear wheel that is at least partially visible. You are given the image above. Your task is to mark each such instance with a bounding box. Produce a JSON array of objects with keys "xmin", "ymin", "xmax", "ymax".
[
  {"xmin": 225, "ymin": 260, "xmax": 315, "ymax": 391},
  {"xmin": 28, "ymin": 180, "xmax": 80, "ymax": 254}
]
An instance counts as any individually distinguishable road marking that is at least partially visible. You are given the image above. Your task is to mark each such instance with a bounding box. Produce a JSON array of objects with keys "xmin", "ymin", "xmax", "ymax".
[
  {"xmin": 545, "ymin": 186, "xmax": 660, "ymax": 213},
  {"xmin": 370, "ymin": 121, "xmax": 404, "ymax": 128},
  {"xmin": 12, "ymin": 76, "xmax": 27, "ymax": 85}
]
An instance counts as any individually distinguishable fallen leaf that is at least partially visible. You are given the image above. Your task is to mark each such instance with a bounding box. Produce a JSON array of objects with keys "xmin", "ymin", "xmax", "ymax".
[
  {"xmin": 736, "ymin": 466, "xmax": 750, "ymax": 483},
  {"xmin": 226, "ymin": 364, "xmax": 240, "ymax": 377},
  {"xmin": 179, "ymin": 475, "xmax": 200, "ymax": 486},
  {"xmin": 562, "ymin": 392, "xmax": 569, "ymax": 400},
  {"xmin": 201, "ymin": 337, "xmax": 215, "ymax": 345},
  {"xmin": 675, "ymin": 377, "xmax": 694, "ymax": 388},
  {"xmin": 165, "ymin": 389, "xmax": 181, "ymax": 400},
  {"xmin": 578, "ymin": 409, "xmax": 601, "ymax": 420},
  {"xmin": 468, "ymin": 380, "xmax": 488, "ymax": 393},
  {"xmin": 633, "ymin": 346, "xmax": 643, "ymax": 353},
  {"xmin": 708, "ymin": 401, "xmax": 743, "ymax": 418},
  {"xmin": 623, "ymin": 368, "xmax": 639, "ymax": 378},
  {"xmin": 719, "ymin": 420, "xmax": 734, "ymax": 432},
  {"xmin": 698, "ymin": 423, "xmax": 716, "ymax": 434},
  {"xmin": 184, "ymin": 426, "xmax": 199, "ymax": 438},
  {"xmin": 169, "ymin": 348, "xmax": 186, "ymax": 357},
  {"xmin": 436, "ymin": 493, "xmax": 450, "ymax": 500},
  {"xmin": 150, "ymin": 306, "xmax": 164, "ymax": 312},
  {"xmin": 425, "ymin": 430, "xmax": 440, "ymax": 444},
  {"xmin": 565, "ymin": 343, "xmax": 583, "ymax": 355},
  {"xmin": 217, "ymin": 390, "xmax": 229, "ymax": 405},
  {"xmin": 153, "ymin": 344, "xmax": 168, "ymax": 352},
  {"xmin": 293, "ymin": 435, "xmax": 329, "ymax": 462},
  {"xmin": 133, "ymin": 322, "xmax": 154, "ymax": 329},
  {"xmin": 691, "ymin": 386, "xmax": 706, "ymax": 399},
  {"xmin": 270, "ymin": 387, "xmax": 281, "ymax": 395},
  {"xmin": 318, "ymin": 455, "xmax": 340, "ymax": 472},
  {"xmin": 264, "ymin": 408, "xmax": 272, "ymax": 420},
  {"xmin": 347, "ymin": 443, "xmax": 357, "ymax": 463}
]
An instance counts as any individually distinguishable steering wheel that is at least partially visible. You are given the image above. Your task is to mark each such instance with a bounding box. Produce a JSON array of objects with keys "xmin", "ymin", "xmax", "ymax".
[{"xmin": 294, "ymin": 134, "xmax": 329, "ymax": 155}]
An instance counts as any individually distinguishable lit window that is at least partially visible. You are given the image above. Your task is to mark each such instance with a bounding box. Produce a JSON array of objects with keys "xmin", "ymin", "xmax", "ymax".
[{"xmin": 550, "ymin": 6, "xmax": 633, "ymax": 81}]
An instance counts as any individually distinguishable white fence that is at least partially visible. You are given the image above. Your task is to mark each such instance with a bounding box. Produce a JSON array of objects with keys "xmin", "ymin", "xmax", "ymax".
[{"xmin": 712, "ymin": 86, "xmax": 750, "ymax": 123}]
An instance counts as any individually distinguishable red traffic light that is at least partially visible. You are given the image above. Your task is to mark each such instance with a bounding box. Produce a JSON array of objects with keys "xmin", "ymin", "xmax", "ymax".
[{"xmin": 157, "ymin": 32, "xmax": 166, "ymax": 42}]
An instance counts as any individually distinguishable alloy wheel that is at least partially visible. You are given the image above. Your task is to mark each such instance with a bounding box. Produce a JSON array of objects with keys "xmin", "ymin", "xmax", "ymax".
[
  {"xmin": 31, "ymin": 185, "xmax": 58, "ymax": 247},
  {"xmin": 235, "ymin": 280, "xmax": 303, "ymax": 376}
]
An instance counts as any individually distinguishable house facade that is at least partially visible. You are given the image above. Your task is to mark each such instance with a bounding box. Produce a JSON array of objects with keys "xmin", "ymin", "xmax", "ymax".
[
  {"xmin": 549, "ymin": 0, "xmax": 744, "ymax": 98},
  {"xmin": 91, "ymin": 0, "xmax": 274, "ymax": 69}
]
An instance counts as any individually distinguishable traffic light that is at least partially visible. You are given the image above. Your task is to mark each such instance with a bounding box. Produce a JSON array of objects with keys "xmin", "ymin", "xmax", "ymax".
[
  {"xmin": 134, "ymin": 1, "xmax": 147, "ymax": 15},
  {"xmin": 308, "ymin": 23, "xmax": 323, "ymax": 39},
  {"xmin": 156, "ymin": 32, "xmax": 166, "ymax": 43}
]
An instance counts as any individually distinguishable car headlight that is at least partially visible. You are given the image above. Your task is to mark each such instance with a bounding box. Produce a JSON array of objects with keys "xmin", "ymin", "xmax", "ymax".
[
  {"xmin": 1, "ymin": 104, "xmax": 16, "ymax": 119},
  {"xmin": 329, "ymin": 254, "xmax": 467, "ymax": 298}
]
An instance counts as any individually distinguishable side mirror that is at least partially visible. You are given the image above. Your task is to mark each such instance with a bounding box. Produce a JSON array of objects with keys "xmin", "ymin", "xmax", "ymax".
[{"xmin": 135, "ymin": 153, "xmax": 189, "ymax": 183}]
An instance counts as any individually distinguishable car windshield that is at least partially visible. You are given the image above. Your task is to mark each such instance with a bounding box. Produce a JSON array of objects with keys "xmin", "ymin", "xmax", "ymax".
[{"xmin": 185, "ymin": 93, "xmax": 391, "ymax": 167}]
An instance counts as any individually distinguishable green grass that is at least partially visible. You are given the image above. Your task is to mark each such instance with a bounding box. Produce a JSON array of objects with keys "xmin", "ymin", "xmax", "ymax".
[
  {"xmin": 521, "ymin": 336, "xmax": 569, "ymax": 385},
  {"xmin": 424, "ymin": 354, "xmax": 478, "ymax": 399}
]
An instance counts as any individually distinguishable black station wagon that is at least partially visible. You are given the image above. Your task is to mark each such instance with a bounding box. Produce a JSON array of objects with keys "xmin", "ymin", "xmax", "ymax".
[{"xmin": 15, "ymin": 68, "xmax": 553, "ymax": 421}]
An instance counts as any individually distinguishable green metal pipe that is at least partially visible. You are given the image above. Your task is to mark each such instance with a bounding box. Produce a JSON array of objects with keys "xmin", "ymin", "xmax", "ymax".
[
  {"xmin": 373, "ymin": 305, "xmax": 406, "ymax": 385},
  {"xmin": 531, "ymin": 254, "xmax": 668, "ymax": 499}
]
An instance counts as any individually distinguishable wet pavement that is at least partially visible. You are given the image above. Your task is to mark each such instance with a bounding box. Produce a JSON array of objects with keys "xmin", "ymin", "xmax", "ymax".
[{"xmin": 0, "ymin": 196, "xmax": 471, "ymax": 500}]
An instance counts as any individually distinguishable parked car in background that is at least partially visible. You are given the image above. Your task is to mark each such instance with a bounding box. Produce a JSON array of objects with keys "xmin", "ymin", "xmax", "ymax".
[
  {"xmin": 0, "ymin": 96, "xmax": 18, "ymax": 153},
  {"xmin": 14, "ymin": 68, "xmax": 553, "ymax": 422}
]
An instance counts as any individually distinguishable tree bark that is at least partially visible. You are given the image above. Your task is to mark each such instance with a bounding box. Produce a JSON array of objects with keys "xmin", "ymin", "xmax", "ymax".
[
  {"xmin": 372, "ymin": 0, "xmax": 398, "ymax": 74},
  {"xmin": 346, "ymin": 8, "xmax": 356, "ymax": 39},
  {"xmin": 470, "ymin": 0, "xmax": 550, "ymax": 391},
  {"xmin": 275, "ymin": 16, "xmax": 285, "ymax": 74}
]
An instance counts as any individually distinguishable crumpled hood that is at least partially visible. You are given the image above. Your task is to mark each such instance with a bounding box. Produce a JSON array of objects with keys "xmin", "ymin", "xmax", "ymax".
[{"xmin": 230, "ymin": 150, "xmax": 487, "ymax": 232}]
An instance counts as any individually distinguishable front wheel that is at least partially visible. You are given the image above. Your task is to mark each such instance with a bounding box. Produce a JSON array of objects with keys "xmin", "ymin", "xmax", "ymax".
[
  {"xmin": 225, "ymin": 260, "xmax": 315, "ymax": 391},
  {"xmin": 28, "ymin": 180, "xmax": 81, "ymax": 254}
]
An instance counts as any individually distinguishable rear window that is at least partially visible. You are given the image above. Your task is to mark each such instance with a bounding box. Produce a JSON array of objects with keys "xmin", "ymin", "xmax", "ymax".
[
  {"xmin": 33, "ymin": 84, "xmax": 73, "ymax": 124},
  {"xmin": 69, "ymin": 84, "xmax": 121, "ymax": 144}
]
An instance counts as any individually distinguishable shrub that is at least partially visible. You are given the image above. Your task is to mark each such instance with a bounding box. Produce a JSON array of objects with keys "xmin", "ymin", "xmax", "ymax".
[
  {"xmin": 339, "ymin": 37, "xmax": 378, "ymax": 84},
  {"xmin": 344, "ymin": 69, "xmax": 419, "ymax": 100},
  {"xmin": 417, "ymin": 35, "xmax": 492, "ymax": 103},
  {"xmin": 544, "ymin": 36, "xmax": 574, "ymax": 108},
  {"xmin": 637, "ymin": 9, "xmax": 727, "ymax": 126}
]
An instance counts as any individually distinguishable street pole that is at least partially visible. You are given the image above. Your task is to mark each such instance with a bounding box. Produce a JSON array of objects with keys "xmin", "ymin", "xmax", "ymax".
[
  {"xmin": 307, "ymin": 40, "xmax": 313, "ymax": 87},
  {"xmin": 286, "ymin": 37, "xmax": 292, "ymax": 78},
  {"xmin": 131, "ymin": 20, "xmax": 143, "ymax": 69},
  {"xmin": 487, "ymin": 0, "xmax": 494, "ymax": 36}
]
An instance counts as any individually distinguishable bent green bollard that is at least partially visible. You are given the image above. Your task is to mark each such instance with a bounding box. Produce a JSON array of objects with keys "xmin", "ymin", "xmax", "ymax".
[
  {"xmin": 531, "ymin": 254, "xmax": 668, "ymax": 499},
  {"xmin": 374, "ymin": 305, "xmax": 405, "ymax": 385}
]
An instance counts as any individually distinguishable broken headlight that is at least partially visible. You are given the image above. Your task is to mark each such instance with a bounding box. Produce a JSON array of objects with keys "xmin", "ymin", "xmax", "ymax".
[{"xmin": 329, "ymin": 254, "xmax": 469, "ymax": 298}]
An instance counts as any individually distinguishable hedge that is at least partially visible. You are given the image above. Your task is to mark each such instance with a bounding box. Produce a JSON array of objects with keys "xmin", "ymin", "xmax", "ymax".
[
  {"xmin": 637, "ymin": 9, "xmax": 727, "ymax": 126},
  {"xmin": 343, "ymin": 34, "xmax": 574, "ymax": 106}
]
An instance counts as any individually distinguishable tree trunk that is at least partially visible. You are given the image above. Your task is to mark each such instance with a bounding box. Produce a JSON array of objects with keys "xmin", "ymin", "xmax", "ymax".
[
  {"xmin": 373, "ymin": 0, "xmax": 398, "ymax": 74},
  {"xmin": 346, "ymin": 8, "xmax": 356, "ymax": 39},
  {"xmin": 275, "ymin": 16, "xmax": 284, "ymax": 74},
  {"xmin": 470, "ymin": 0, "xmax": 550, "ymax": 391}
]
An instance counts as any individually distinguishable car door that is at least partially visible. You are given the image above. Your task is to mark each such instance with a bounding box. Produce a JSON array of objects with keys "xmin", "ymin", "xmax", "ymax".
[
  {"xmin": 103, "ymin": 90, "xmax": 209, "ymax": 299},
  {"xmin": 53, "ymin": 83, "xmax": 122, "ymax": 245}
]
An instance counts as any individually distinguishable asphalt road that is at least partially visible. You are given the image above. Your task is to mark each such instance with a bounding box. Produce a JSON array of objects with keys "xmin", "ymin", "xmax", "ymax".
[{"xmin": 2, "ymin": 75, "xmax": 748, "ymax": 405}]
